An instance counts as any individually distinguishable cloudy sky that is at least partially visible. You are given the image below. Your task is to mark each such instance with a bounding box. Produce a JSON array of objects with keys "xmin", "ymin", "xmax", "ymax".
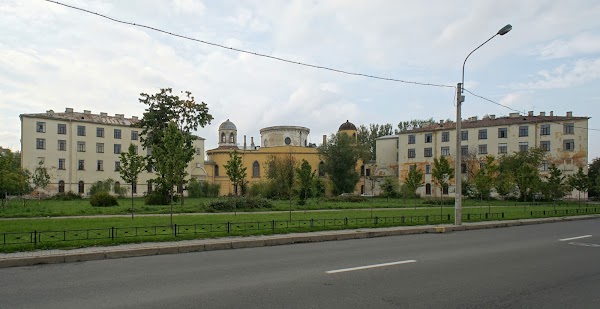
[{"xmin": 2, "ymin": 0, "xmax": 600, "ymax": 159}]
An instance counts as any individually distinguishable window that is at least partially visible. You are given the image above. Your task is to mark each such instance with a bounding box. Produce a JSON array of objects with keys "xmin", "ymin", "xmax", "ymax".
[
  {"xmin": 214, "ymin": 165, "xmax": 220, "ymax": 176},
  {"xmin": 519, "ymin": 126, "xmax": 529, "ymax": 137},
  {"xmin": 441, "ymin": 146, "xmax": 450, "ymax": 156},
  {"xmin": 114, "ymin": 144, "xmax": 121, "ymax": 154},
  {"xmin": 318, "ymin": 162, "xmax": 325, "ymax": 177},
  {"xmin": 541, "ymin": 161, "xmax": 549, "ymax": 171},
  {"xmin": 408, "ymin": 135, "xmax": 415, "ymax": 144},
  {"xmin": 221, "ymin": 133, "xmax": 226, "ymax": 143},
  {"xmin": 563, "ymin": 123, "xmax": 574, "ymax": 134},
  {"xmin": 284, "ymin": 137, "xmax": 291, "ymax": 145},
  {"xmin": 408, "ymin": 148, "xmax": 416, "ymax": 158},
  {"xmin": 366, "ymin": 168, "xmax": 371, "ymax": 177},
  {"xmin": 113, "ymin": 129, "xmax": 121, "ymax": 139},
  {"xmin": 409, "ymin": 165, "xmax": 416, "ymax": 172},
  {"xmin": 146, "ymin": 163, "xmax": 153, "ymax": 173},
  {"xmin": 196, "ymin": 147, "xmax": 202, "ymax": 155},
  {"xmin": 36, "ymin": 121, "xmax": 46, "ymax": 133},
  {"xmin": 146, "ymin": 147, "xmax": 152, "ymax": 156},
  {"xmin": 131, "ymin": 131, "xmax": 138, "ymax": 140},
  {"xmin": 58, "ymin": 181, "xmax": 65, "ymax": 193},
  {"xmin": 498, "ymin": 128, "xmax": 507, "ymax": 138},
  {"xmin": 478, "ymin": 144, "xmax": 487, "ymax": 155},
  {"xmin": 540, "ymin": 141, "xmax": 550, "ymax": 152},
  {"xmin": 77, "ymin": 141, "xmax": 86, "ymax": 152},
  {"xmin": 442, "ymin": 131, "xmax": 450, "ymax": 142},
  {"xmin": 97, "ymin": 127, "xmax": 104, "ymax": 138},
  {"xmin": 77, "ymin": 125, "xmax": 86, "ymax": 136},
  {"xmin": 425, "ymin": 133, "xmax": 432, "ymax": 143},
  {"xmin": 229, "ymin": 133, "xmax": 235, "ymax": 143},
  {"xmin": 78, "ymin": 160, "xmax": 85, "ymax": 170},
  {"xmin": 360, "ymin": 165, "xmax": 365, "ymax": 176},
  {"xmin": 114, "ymin": 182, "xmax": 121, "ymax": 193},
  {"xmin": 541, "ymin": 124, "xmax": 551, "ymax": 136},
  {"xmin": 36, "ymin": 138, "xmax": 46, "ymax": 150},
  {"xmin": 57, "ymin": 123, "xmax": 67, "ymax": 134},
  {"xmin": 114, "ymin": 161, "xmax": 121, "ymax": 171},
  {"xmin": 563, "ymin": 139, "xmax": 574, "ymax": 151},
  {"xmin": 461, "ymin": 145, "xmax": 469, "ymax": 156},
  {"xmin": 97, "ymin": 160, "xmax": 104, "ymax": 171},
  {"xmin": 424, "ymin": 147, "xmax": 433, "ymax": 157},
  {"xmin": 147, "ymin": 182, "xmax": 153, "ymax": 194},
  {"xmin": 461, "ymin": 130, "xmax": 468, "ymax": 141},
  {"xmin": 253, "ymin": 161, "xmax": 260, "ymax": 178},
  {"xmin": 519, "ymin": 142, "xmax": 529, "ymax": 152},
  {"xmin": 478, "ymin": 129, "xmax": 487, "ymax": 140},
  {"xmin": 58, "ymin": 140, "xmax": 66, "ymax": 151},
  {"xmin": 78, "ymin": 181, "xmax": 84, "ymax": 194},
  {"xmin": 58, "ymin": 159, "xmax": 66, "ymax": 170},
  {"xmin": 133, "ymin": 145, "xmax": 138, "ymax": 155},
  {"xmin": 96, "ymin": 143, "xmax": 104, "ymax": 153},
  {"xmin": 425, "ymin": 165, "xmax": 431, "ymax": 174},
  {"xmin": 461, "ymin": 163, "xmax": 467, "ymax": 174},
  {"xmin": 498, "ymin": 143, "xmax": 507, "ymax": 154},
  {"xmin": 425, "ymin": 183, "xmax": 432, "ymax": 195}
]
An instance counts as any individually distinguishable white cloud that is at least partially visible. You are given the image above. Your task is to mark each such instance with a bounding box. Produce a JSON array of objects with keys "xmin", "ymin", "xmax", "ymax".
[
  {"xmin": 513, "ymin": 58, "xmax": 600, "ymax": 89},
  {"xmin": 534, "ymin": 33, "xmax": 600, "ymax": 59},
  {"xmin": 172, "ymin": 0, "xmax": 205, "ymax": 15}
]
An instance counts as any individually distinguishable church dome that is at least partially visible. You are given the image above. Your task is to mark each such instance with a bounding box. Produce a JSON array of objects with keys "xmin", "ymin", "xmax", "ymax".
[
  {"xmin": 219, "ymin": 119, "xmax": 237, "ymax": 131},
  {"xmin": 339, "ymin": 120, "xmax": 357, "ymax": 131}
]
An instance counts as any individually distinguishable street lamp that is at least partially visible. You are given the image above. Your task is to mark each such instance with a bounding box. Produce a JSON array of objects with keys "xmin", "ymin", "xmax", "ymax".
[{"xmin": 455, "ymin": 24, "xmax": 512, "ymax": 225}]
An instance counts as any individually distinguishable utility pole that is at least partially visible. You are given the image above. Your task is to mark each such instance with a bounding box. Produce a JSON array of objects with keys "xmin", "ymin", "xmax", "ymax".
[{"xmin": 455, "ymin": 83, "xmax": 464, "ymax": 225}]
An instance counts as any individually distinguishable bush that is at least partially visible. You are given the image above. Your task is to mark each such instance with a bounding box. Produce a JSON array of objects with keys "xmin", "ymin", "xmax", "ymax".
[
  {"xmin": 90, "ymin": 192, "xmax": 118, "ymax": 207},
  {"xmin": 144, "ymin": 191, "xmax": 171, "ymax": 205},
  {"xmin": 52, "ymin": 191, "xmax": 82, "ymax": 201},
  {"xmin": 207, "ymin": 197, "xmax": 273, "ymax": 212},
  {"xmin": 89, "ymin": 178, "xmax": 126, "ymax": 198},
  {"xmin": 326, "ymin": 195, "xmax": 366, "ymax": 203},
  {"xmin": 247, "ymin": 181, "xmax": 271, "ymax": 197},
  {"xmin": 421, "ymin": 198, "xmax": 454, "ymax": 205},
  {"xmin": 187, "ymin": 179, "xmax": 221, "ymax": 198}
]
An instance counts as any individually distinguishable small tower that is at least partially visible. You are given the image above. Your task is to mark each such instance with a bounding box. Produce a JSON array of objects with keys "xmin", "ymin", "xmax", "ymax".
[
  {"xmin": 218, "ymin": 119, "xmax": 238, "ymax": 147},
  {"xmin": 338, "ymin": 120, "xmax": 358, "ymax": 141}
]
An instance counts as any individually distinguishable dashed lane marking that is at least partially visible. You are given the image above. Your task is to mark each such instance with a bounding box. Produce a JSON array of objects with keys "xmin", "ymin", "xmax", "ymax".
[
  {"xmin": 326, "ymin": 260, "xmax": 417, "ymax": 274},
  {"xmin": 559, "ymin": 235, "xmax": 592, "ymax": 241}
]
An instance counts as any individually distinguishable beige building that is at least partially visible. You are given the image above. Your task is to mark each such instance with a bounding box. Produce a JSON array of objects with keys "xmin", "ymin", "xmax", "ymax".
[
  {"xmin": 376, "ymin": 111, "xmax": 589, "ymax": 198},
  {"xmin": 20, "ymin": 108, "xmax": 206, "ymax": 196}
]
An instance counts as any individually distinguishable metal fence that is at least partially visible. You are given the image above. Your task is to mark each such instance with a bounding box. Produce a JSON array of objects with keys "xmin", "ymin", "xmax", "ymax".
[{"xmin": 530, "ymin": 207, "xmax": 598, "ymax": 216}]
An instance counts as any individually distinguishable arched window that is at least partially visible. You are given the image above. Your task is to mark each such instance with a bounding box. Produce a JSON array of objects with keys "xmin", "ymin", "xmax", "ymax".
[
  {"xmin": 318, "ymin": 161, "xmax": 325, "ymax": 177},
  {"xmin": 252, "ymin": 161, "xmax": 260, "ymax": 178},
  {"xmin": 425, "ymin": 183, "xmax": 431, "ymax": 195},
  {"xmin": 58, "ymin": 181, "xmax": 65, "ymax": 193},
  {"xmin": 78, "ymin": 181, "xmax": 85, "ymax": 194},
  {"xmin": 360, "ymin": 165, "xmax": 365, "ymax": 176},
  {"xmin": 214, "ymin": 165, "xmax": 220, "ymax": 177},
  {"xmin": 114, "ymin": 181, "xmax": 120, "ymax": 193},
  {"xmin": 229, "ymin": 133, "xmax": 235, "ymax": 143},
  {"xmin": 221, "ymin": 132, "xmax": 225, "ymax": 143}
]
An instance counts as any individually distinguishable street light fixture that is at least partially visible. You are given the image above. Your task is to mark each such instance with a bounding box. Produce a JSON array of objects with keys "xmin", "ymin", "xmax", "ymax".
[{"xmin": 455, "ymin": 24, "xmax": 512, "ymax": 225}]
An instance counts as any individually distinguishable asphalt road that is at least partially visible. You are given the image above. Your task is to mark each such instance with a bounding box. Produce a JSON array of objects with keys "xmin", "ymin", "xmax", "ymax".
[{"xmin": 1, "ymin": 219, "xmax": 599, "ymax": 309}]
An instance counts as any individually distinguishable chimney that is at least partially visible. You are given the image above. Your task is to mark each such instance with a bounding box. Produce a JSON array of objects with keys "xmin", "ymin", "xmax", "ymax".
[
  {"xmin": 65, "ymin": 108, "xmax": 74, "ymax": 113},
  {"xmin": 439, "ymin": 119, "xmax": 445, "ymax": 124},
  {"xmin": 84, "ymin": 110, "xmax": 91, "ymax": 114},
  {"xmin": 539, "ymin": 112, "xmax": 545, "ymax": 116},
  {"xmin": 250, "ymin": 137, "xmax": 255, "ymax": 149},
  {"xmin": 100, "ymin": 112, "xmax": 107, "ymax": 117},
  {"xmin": 566, "ymin": 111, "xmax": 573, "ymax": 117},
  {"xmin": 244, "ymin": 135, "xmax": 247, "ymax": 150},
  {"xmin": 323, "ymin": 135, "xmax": 327, "ymax": 145},
  {"xmin": 46, "ymin": 110, "xmax": 54, "ymax": 115},
  {"xmin": 490, "ymin": 115, "xmax": 496, "ymax": 119},
  {"xmin": 115, "ymin": 114, "xmax": 124, "ymax": 119},
  {"xmin": 550, "ymin": 111, "xmax": 554, "ymax": 116},
  {"xmin": 528, "ymin": 111, "xmax": 533, "ymax": 116},
  {"xmin": 509, "ymin": 112, "xmax": 520, "ymax": 118}
]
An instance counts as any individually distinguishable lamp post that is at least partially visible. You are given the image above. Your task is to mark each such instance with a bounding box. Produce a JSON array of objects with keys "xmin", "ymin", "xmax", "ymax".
[{"xmin": 455, "ymin": 24, "xmax": 512, "ymax": 225}]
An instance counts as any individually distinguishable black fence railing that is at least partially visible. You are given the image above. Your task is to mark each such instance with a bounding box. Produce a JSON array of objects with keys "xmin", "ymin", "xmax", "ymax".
[{"xmin": 530, "ymin": 207, "xmax": 598, "ymax": 216}]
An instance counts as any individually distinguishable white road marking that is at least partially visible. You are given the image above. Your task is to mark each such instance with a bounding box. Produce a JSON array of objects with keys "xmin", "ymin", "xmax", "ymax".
[
  {"xmin": 569, "ymin": 242, "xmax": 600, "ymax": 247},
  {"xmin": 326, "ymin": 260, "xmax": 417, "ymax": 274},
  {"xmin": 559, "ymin": 235, "xmax": 592, "ymax": 241}
]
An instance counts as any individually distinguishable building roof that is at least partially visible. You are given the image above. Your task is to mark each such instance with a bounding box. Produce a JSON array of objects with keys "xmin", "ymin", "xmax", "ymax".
[
  {"xmin": 339, "ymin": 120, "xmax": 357, "ymax": 131},
  {"xmin": 219, "ymin": 119, "xmax": 237, "ymax": 131},
  {"xmin": 20, "ymin": 108, "xmax": 139, "ymax": 126},
  {"xmin": 398, "ymin": 113, "xmax": 589, "ymax": 134}
]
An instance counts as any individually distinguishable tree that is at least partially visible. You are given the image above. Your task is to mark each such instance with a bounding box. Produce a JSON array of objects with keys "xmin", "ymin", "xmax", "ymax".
[
  {"xmin": 432, "ymin": 155, "xmax": 454, "ymax": 201},
  {"xmin": 472, "ymin": 156, "xmax": 497, "ymax": 201},
  {"xmin": 403, "ymin": 164, "xmax": 423, "ymax": 198},
  {"xmin": 567, "ymin": 166, "xmax": 589, "ymax": 202},
  {"xmin": 224, "ymin": 150, "xmax": 247, "ymax": 196},
  {"xmin": 0, "ymin": 150, "xmax": 30, "ymax": 206},
  {"xmin": 152, "ymin": 121, "xmax": 194, "ymax": 226},
  {"xmin": 295, "ymin": 159, "xmax": 316, "ymax": 206},
  {"xmin": 381, "ymin": 176, "xmax": 399, "ymax": 199},
  {"xmin": 119, "ymin": 143, "xmax": 147, "ymax": 219},
  {"xmin": 31, "ymin": 159, "xmax": 50, "ymax": 201},
  {"xmin": 265, "ymin": 154, "xmax": 297, "ymax": 199},
  {"xmin": 542, "ymin": 164, "xmax": 569, "ymax": 201},
  {"xmin": 394, "ymin": 118, "xmax": 435, "ymax": 134},
  {"xmin": 497, "ymin": 148, "xmax": 545, "ymax": 201},
  {"xmin": 319, "ymin": 133, "xmax": 361, "ymax": 195},
  {"xmin": 357, "ymin": 123, "xmax": 394, "ymax": 161},
  {"xmin": 587, "ymin": 157, "xmax": 600, "ymax": 198},
  {"xmin": 137, "ymin": 88, "xmax": 213, "ymax": 202}
]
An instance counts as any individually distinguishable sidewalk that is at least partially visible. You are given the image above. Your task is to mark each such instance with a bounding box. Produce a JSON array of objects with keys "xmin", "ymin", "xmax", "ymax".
[{"xmin": 1, "ymin": 215, "xmax": 598, "ymax": 268}]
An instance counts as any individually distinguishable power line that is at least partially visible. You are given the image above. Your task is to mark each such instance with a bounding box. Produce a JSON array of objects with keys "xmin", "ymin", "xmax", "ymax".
[{"xmin": 44, "ymin": 0, "xmax": 454, "ymax": 89}]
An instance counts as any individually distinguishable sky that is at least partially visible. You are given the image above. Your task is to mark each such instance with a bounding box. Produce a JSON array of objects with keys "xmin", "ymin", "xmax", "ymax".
[{"xmin": 2, "ymin": 0, "xmax": 600, "ymax": 160}]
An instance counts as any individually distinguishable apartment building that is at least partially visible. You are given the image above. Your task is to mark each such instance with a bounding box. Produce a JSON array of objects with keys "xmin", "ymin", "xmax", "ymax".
[
  {"xmin": 376, "ymin": 111, "xmax": 589, "ymax": 198},
  {"xmin": 20, "ymin": 108, "xmax": 206, "ymax": 196}
]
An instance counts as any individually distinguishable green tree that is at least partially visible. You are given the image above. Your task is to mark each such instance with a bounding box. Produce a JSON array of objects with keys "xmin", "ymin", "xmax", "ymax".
[
  {"xmin": 403, "ymin": 164, "xmax": 423, "ymax": 198},
  {"xmin": 119, "ymin": 143, "xmax": 147, "ymax": 219},
  {"xmin": 224, "ymin": 150, "xmax": 247, "ymax": 196},
  {"xmin": 152, "ymin": 121, "xmax": 194, "ymax": 226},
  {"xmin": 31, "ymin": 159, "xmax": 50, "ymax": 201},
  {"xmin": 265, "ymin": 154, "xmax": 297, "ymax": 199},
  {"xmin": 497, "ymin": 148, "xmax": 545, "ymax": 201},
  {"xmin": 394, "ymin": 118, "xmax": 435, "ymax": 134},
  {"xmin": 567, "ymin": 166, "xmax": 589, "ymax": 202},
  {"xmin": 542, "ymin": 164, "xmax": 569, "ymax": 201},
  {"xmin": 380, "ymin": 176, "xmax": 399, "ymax": 199},
  {"xmin": 319, "ymin": 133, "xmax": 361, "ymax": 195},
  {"xmin": 295, "ymin": 159, "xmax": 316, "ymax": 205},
  {"xmin": 0, "ymin": 150, "xmax": 30, "ymax": 206},
  {"xmin": 586, "ymin": 158, "xmax": 600, "ymax": 198},
  {"xmin": 473, "ymin": 156, "xmax": 497, "ymax": 200},
  {"xmin": 357, "ymin": 123, "xmax": 394, "ymax": 161},
  {"xmin": 432, "ymin": 156, "xmax": 454, "ymax": 201}
]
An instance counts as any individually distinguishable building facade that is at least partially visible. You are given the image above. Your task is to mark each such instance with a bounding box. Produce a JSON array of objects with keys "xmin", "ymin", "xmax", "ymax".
[
  {"xmin": 376, "ymin": 111, "xmax": 589, "ymax": 198},
  {"xmin": 20, "ymin": 108, "xmax": 206, "ymax": 196}
]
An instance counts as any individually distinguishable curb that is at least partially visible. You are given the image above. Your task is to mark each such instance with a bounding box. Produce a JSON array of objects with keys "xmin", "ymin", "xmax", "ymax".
[{"xmin": 1, "ymin": 215, "xmax": 598, "ymax": 268}]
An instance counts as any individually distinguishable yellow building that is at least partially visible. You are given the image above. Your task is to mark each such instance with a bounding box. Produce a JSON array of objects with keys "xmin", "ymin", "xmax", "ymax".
[{"xmin": 205, "ymin": 119, "xmax": 366, "ymax": 196}]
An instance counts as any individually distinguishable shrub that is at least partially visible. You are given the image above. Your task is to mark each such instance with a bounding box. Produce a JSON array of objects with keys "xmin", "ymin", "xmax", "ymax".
[
  {"xmin": 144, "ymin": 191, "xmax": 171, "ymax": 205},
  {"xmin": 52, "ymin": 191, "xmax": 82, "ymax": 201},
  {"xmin": 90, "ymin": 192, "xmax": 118, "ymax": 207},
  {"xmin": 421, "ymin": 198, "xmax": 454, "ymax": 205},
  {"xmin": 326, "ymin": 195, "xmax": 366, "ymax": 203},
  {"xmin": 247, "ymin": 181, "xmax": 271, "ymax": 197},
  {"xmin": 187, "ymin": 179, "xmax": 221, "ymax": 198},
  {"xmin": 207, "ymin": 197, "xmax": 273, "ymax": 212},
  {"xmin": 89, "ymin": 178, "xmax": 126, "ymax": 198}
]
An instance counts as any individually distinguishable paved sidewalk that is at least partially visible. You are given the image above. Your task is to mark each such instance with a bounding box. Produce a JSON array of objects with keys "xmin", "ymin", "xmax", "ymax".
[{"xmin": 1, "ymin": 215, "xmax": 598, "ymax": 268}]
